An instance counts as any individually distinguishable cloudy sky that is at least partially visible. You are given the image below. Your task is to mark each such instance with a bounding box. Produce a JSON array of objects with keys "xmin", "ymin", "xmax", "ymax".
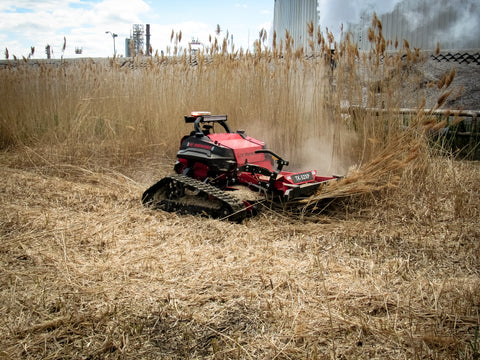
[
  {"xmin": 1, "ymin": 0, "xmax": 274, "ymax": 59},
  {"xmin": 2, "ymin": 0, "xmax": 478, "ymax": 59},
  {"xmin": 1, "ymin": 0, "xmax": 406, "ymax": 59}
]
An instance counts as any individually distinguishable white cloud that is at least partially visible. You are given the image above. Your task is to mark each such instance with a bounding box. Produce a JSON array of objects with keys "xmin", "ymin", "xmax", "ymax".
[
  {"xmin": 147, "ymin": 21, "xmax": 211, "ymax": 54},
  {"xmin": 92, "ymin": 0, "xmax": 150, "ymax": 25},
  {"xmin": 1, "ymin": 0, "xmax": 274, "ymax": 58},
  {"xmin": 255, "ymin": 21, "xmax": 270, "ymax": 30},
  {"xmin": 1, "ymin": 0, "xmax": 151, "ymax": 58},
  {"xmin": 0, "ymin": 0, "xmax": 81, "ymax": 12}
]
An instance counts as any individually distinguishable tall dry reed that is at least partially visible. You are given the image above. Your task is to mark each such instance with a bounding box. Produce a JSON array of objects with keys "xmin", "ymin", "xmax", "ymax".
[
  {"xmin": 0, "ymin": 18, "xmax": 457, "ymax": 179},
  {"xmin": 1, "ymin": 17, "xmax": 478, "ymax": 360}
]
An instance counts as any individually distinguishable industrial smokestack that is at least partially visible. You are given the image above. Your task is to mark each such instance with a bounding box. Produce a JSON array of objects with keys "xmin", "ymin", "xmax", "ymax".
[{"xmin": 146, "ymin": 24, "xmax": 151, "ymax": 56}]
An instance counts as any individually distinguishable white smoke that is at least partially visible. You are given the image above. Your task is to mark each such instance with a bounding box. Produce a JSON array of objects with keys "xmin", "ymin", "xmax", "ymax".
[
  {"xmin": 318, "ymin": 0, "xmax": 401, "ymax": 36},
  {"xmin": 317, "ymin": 0, "xmax": 480, "ymax": 49}
]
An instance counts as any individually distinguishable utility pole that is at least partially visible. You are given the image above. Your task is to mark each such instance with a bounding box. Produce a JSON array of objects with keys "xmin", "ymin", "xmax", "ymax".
[{"xmin": 105, "ymin": 31, "xmax": 118, "ymax": 55}]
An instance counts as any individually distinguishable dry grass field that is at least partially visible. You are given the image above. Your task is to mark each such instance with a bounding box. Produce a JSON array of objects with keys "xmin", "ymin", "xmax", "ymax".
[{"xmin": 1, "ymin": 22, "xmax": 480, "ymax": 359}]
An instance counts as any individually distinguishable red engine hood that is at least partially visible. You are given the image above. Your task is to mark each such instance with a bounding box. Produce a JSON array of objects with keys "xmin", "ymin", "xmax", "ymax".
[{"xmin": 208, "ymin": 133, "xmax": 272, "ymax": 170}]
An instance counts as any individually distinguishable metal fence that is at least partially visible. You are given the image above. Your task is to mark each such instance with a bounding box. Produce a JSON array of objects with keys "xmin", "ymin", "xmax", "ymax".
[
  {"xmin": 430, "ymin": 52, "xmax": 480, "ymax": 65},
  {"xmin": 344, "ymin": 107, "xmax": 480, "ymax": 159}
]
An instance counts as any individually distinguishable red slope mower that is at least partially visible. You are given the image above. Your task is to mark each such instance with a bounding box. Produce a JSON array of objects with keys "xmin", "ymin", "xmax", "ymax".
[{"xmin": 142, "ymin": 112, "xmax": 339, "ymax": 221}]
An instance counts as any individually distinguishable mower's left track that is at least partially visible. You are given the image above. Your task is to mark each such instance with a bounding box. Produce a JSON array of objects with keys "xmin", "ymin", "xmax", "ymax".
[{"xmin": 142, "ymin": 174, "xmax": 247, "ymax": 222}]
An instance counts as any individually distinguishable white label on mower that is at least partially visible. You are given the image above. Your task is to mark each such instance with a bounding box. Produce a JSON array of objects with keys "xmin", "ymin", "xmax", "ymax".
[{"xmin": 291, "ymin": 172, "xmax": 314, "ymax": 184}]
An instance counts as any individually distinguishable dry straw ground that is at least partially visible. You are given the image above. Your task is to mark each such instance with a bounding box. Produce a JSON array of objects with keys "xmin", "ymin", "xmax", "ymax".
[{"xmin": 1, "ymin": 20, "xmax": 480, "ymax": 359}]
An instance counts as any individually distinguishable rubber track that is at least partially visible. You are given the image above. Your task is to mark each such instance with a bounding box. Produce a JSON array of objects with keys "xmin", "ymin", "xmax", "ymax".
[{"xmin": 143, "ymin": 174, "xmax": 246, "ymax": 221}]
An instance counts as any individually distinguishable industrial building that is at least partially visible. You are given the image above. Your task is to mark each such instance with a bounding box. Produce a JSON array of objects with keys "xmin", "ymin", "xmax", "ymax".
[
  {"xmin": 273, "ymin": 0, "xmax": 319, "ymax": 50},
  {"xmin": 273, "ymin": 0, "xmax": 480, "ymax": 51},
  {"xmin": 125, "ymin": 24, "xmax": 151, "ymax": 57}
]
